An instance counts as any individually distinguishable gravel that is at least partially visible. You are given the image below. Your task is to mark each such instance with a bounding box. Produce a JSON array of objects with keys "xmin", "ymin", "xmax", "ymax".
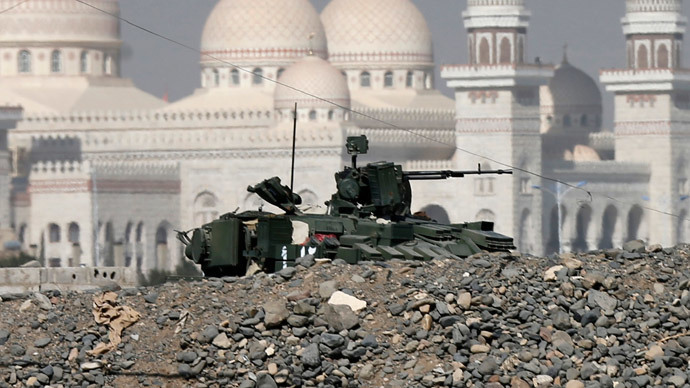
[{"xmin": 0, "ymin": 242, "xmax": 689, "ymax": 387}]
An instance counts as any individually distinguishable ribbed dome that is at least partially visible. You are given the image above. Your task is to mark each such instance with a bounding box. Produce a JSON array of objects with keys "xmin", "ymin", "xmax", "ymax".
[
  {"xmin": 274, "ymin": 56, "xmax": 349, "ymax": 110},
  {"xmin": 201, "ymin": 0, "xmax": 327, "ymax": 67},
  {"xmin": 544, "ymin": 58, "xmax": 601, "ymax": 108},
  {"xmin": 321, "ymin": 0, "xmax": 433, "ymax": 68},
  {"xmin": 0, "ymin": 0, "xmax": 120, "ymax": 44}
]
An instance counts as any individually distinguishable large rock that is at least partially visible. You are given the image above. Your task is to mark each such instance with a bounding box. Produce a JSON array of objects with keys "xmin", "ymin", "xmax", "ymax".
[
  {"xmin": 319, "ymin": 280, "xmax": 338, "ymax": 299},
  {"xmin": 323, "ymin": 304, "xmax": 359, "ymax": 331},
  {"xmin": 263, "ymin": 300, "xmax": 289, "ymax": 328},
  {"xmin": 623, "ymin": 239, "xmax": 645, "ymax": 253},
  {"xmin": 301, "ymin": 343, "xmax": 320, "ymax": 368},
  {"xmin": 587, "ymin": 290, "xmax": 617, "ymax": 313},
  {"xmin": 327, "ymin": 291, "xmax": 366, "ymax": 312}
]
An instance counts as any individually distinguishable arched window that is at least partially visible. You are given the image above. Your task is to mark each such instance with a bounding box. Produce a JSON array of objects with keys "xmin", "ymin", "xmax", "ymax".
[
  {"xmin": 360, "ymin": 71, "xmax": 371, "ymax": 87},
  {"xmin": 231, "ymin": 69, "xmax": 240, "ymax": 85},
  {"xmin": 657, "ymin": 44, "xmax": 669, "ymax": 68},
  {"xmin": 252, "ymin": 68, "xmax": 263, "ymax": 85},
  {"xmin": 424, "ymin": 73, "xmax": 432, "ymax": 89},
  {"xmin": 103, "ymin": 54, "xmax": 113, "ymax": 75},
  {"xmin": 563, "ymin": 114, "xmax": 572, "ymax": 127},
  {"xmin": 18, "ymin": 50, "xmax": 31, "ymax": 73},
  {"xmin": 136, "ymin": 222, "xmax": 144, "ymax": 243},
  {"xmin": 277, "ymin": 68, "xmax": 285, "ymax": 79},
  {"xmin": 18, "ymin": 224, "xmax": 26, "ymax": 244},
  {"xmin": 327, "ymin": 110, "xmax": 334, "ymax": 120},
  {"xmin": 80, "ymin": 51, "xmax": 89, "ymax": 73},
  {"xmin": 580, "ymin": 114, "xmax": 588, "ymax": 127},
  {"xmin": 475, "ymin": 209, "xmax": 496, "ymax": 222},
  {"xmin": 308, "ymin": 110, "xmax": 317, "ymax": 121},
  {"xmin": 213, "ymin": 69, "xmax": 220, "ymax": 86},
  {"xmin": 572, "ymin": 205, "xmax": 592, "ymax": 252},
  {"xmin": 48, "ymin": 223, "xmax": 60, "ymax": 243},
  {"xmin": 637, "ymin": 45, "xmax": 649, "ymax": 69},
  {"xmin": 51, "ymin": 50, "xmax": 62, "ymax": 73},
  {"xmin": 156, "ymin": 226, "xmax": 167, "ymax": 245},
  {"xmin": 194, "ymin": 192, "xmax": 219, "ymax": 225},
  {"xmin": 406, "ymin": 71, "xmax": 413, "ymax": 88},
  {"xmin": 479, "ymin": 37, "xmax": 490, "ymax": 64},
  {"xmin": 499, "ymin": 37, "xmax": 511, "ymax": 64},
  {"xmin": 384, "ymin": 71, "xmax": 393, "ymax": 88},
  {"xmin": 68, "ymin": 222, "xmax": 80, "ymax": 244}
]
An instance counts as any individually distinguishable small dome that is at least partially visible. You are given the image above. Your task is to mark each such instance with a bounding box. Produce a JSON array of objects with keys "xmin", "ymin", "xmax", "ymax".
[
  {"xmin": 543, "ymin": 57, "xmax": 601, "ymax": 109},
  {"xmin": 274, "ymin": 56, "xmax": 349, "ymax": 110},
  {"xmin": 0, "ymin": 0, "xmax": 120, "ymax": 44},
  {"xmin": 201, "ymin": 0, "xmax": 327, "ymax": 67},
  {"xmin": 321, "ymin": 0, "xmax": 433, "ymax": 68}
]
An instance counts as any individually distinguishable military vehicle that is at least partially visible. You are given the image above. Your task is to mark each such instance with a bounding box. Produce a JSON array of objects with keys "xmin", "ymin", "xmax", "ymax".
[{"xmin": 177, "ymin": 135, "xmax": 514, "ymax": 277}]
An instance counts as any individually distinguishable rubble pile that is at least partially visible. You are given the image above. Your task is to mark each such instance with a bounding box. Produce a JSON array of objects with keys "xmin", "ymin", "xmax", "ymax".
[{"xmin": 1, "ymin": 241, "xmax": 690, "ymax": 388}]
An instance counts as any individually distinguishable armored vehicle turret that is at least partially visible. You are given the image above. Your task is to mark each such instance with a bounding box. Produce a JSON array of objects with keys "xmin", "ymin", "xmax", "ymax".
[{"xmin": 177, "ymin": 136, "xmax": 515, "ymax": 277}]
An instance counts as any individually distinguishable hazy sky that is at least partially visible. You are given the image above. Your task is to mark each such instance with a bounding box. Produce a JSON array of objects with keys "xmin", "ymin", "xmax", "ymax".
[{"xmin": 117, "ymin": 1, "xmax": 690, "ymax": 128}]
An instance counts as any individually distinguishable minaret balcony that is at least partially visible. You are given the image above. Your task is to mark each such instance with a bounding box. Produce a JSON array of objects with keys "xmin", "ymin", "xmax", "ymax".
[
  {"xmin": 600, "ymin": 68, "xmax": 690, "ymax": 92},
  {"xmin": 441, "ymin": 63, "xmax": 553, "ymax": 89}
]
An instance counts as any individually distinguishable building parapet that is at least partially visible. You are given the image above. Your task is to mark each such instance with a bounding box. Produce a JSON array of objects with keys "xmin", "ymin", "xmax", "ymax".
[
  {"xmin": 600, "ymin": 68, "xmax": 690, "ymax": 92},
  {"xmin": 90, "ymin": 160, "xmax": 179, "ymax": 179},
  {"xmin": 15, "ymin": 124, "xmax": 340, "ymax": 154},
  {"xmin": 16, "ymin": 108, "xmax": 274, "ymax": 131},
  {"xmin": 442, "ymin": 64, "xmax": 554, "ymax": 88},
  {"xmin": 351, "ymin": 107, "xmax": 455, "ymax": 126},
  {"xmin": 404, "ymin": 159, "xmax": 454, "ymax": 171},
  {"xmin": 547, "ymin": 160, "xmax": 650, "ymax": 181},
  {"xmin": 30, "ymin": 160, "xmax": 91, "ymax": 180},
  {"xmin": 589, "ymin": 131, "xmax": 615, "ymax": 150},
  {"xmin": 345, "ymin": 127, "xmax": 455, "ymax": 147}
]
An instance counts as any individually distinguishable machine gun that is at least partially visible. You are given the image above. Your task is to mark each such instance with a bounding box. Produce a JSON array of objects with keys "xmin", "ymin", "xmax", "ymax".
[{"xmin": 327, "ymin": 135, "xmax": 512, "ymax": 219}]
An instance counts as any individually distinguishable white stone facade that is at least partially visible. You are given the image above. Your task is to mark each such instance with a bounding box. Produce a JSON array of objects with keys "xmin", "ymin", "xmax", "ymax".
[{"xmin": 1, "ymin": 0, "xmax": 690, "ymax": 272}]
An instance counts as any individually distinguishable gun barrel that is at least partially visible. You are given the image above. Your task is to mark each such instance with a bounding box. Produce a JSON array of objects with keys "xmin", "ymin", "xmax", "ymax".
[{"xmin": 404, "ymin": 169, "xmax": 512, "ymax": 180}]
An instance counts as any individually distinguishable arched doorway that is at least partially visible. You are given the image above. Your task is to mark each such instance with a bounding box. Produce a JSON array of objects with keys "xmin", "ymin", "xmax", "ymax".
[
  {"xmin": 518, "ymin": 208, "xmax": 532, "ymax": 253},
  {"xmin": 677, "ymin": 209, "xmax": 687, "ymax": 244},
  {"xmin": 572, "ymin": 205, "xmax": 592, "ymax": 252},
  {"xmin": 101, "ymin": 222, "xmax": 114, "ymax": 267},
  {"xmin": 419, "ymin": 204, "xmax": 450, "ymax": 224},
  {"xmin": 598, "ymin": 205, "xmax": 618, "ymax": 249},
  {"xmin": 627, "ymin": 205, "xmax": 644, "ymax": 241}
]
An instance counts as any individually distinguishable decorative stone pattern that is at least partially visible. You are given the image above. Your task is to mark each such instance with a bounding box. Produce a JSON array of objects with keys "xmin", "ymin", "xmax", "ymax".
[{"xmin": 321, "ymin": 0, "xmax": 433, "ymax": 67}]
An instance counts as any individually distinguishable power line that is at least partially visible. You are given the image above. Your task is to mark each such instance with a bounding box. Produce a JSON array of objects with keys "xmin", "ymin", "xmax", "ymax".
[
  {"xmin": 73, "ymin": 0, "xmax": 690, "ymax": 226},
  {"xmin": 0, "ymin": 0, "xmax": 30, "ymax": 14}
]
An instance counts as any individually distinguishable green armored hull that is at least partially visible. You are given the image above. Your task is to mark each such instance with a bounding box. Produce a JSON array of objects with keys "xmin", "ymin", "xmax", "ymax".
[{"xmin": 178, "ymin": 136, "xmax": 515, "ymax": 277}]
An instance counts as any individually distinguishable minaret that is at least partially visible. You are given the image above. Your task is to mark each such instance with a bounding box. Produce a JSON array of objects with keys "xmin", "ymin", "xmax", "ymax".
[
  {"xmin": 601, "ymin": 0, "xmax": 690, "ymax": 246},
  {"xmin": 622, "ymin": 0, "xmax": 686, "ymax": 69},
  {"xmin": 441, "ymin": 0, "xmax": 553, "ymax": 254}
]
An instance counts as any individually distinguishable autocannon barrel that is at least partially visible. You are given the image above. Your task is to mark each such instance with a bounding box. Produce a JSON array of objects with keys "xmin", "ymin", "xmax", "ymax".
[{"xmin": 403, "ymin": 168, "xmax": 512, "ymax": 180}]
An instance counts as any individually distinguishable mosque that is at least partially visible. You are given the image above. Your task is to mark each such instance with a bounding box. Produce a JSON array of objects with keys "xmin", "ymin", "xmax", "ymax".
[{"xmin": 0, "ymin": 0, "xmax": 688, "ymax": 272}]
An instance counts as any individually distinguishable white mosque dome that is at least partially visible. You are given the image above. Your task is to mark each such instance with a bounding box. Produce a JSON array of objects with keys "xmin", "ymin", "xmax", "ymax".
[
  {"xmin": 321, "ymin": 0, "xmax": 433, "ymax": 68},
  {"xmin": 0, "ymin": 0, "xmax": 120, "ymax": 44},
  {"xmin": 274, "ymin": 56, "xmax": 350, "ymax": 110},
  {"xmin": 542, "ymin": 58, "xmax": 602, "ymax": 110},
  {"xmin": 201, "ymin": 0, "xmax": 327, "ymax": 67}
]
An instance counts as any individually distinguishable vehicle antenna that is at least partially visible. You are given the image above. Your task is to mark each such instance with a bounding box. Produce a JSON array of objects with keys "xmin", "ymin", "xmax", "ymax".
[{"xmin": 290, "ymin": 102, "xmax": 297, "ymax": 193}]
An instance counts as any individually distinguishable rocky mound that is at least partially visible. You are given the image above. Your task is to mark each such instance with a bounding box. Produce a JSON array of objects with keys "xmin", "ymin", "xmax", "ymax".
[{"xmin": 1, "ymin": 241, "xmax": 689, "ymax": 388}]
